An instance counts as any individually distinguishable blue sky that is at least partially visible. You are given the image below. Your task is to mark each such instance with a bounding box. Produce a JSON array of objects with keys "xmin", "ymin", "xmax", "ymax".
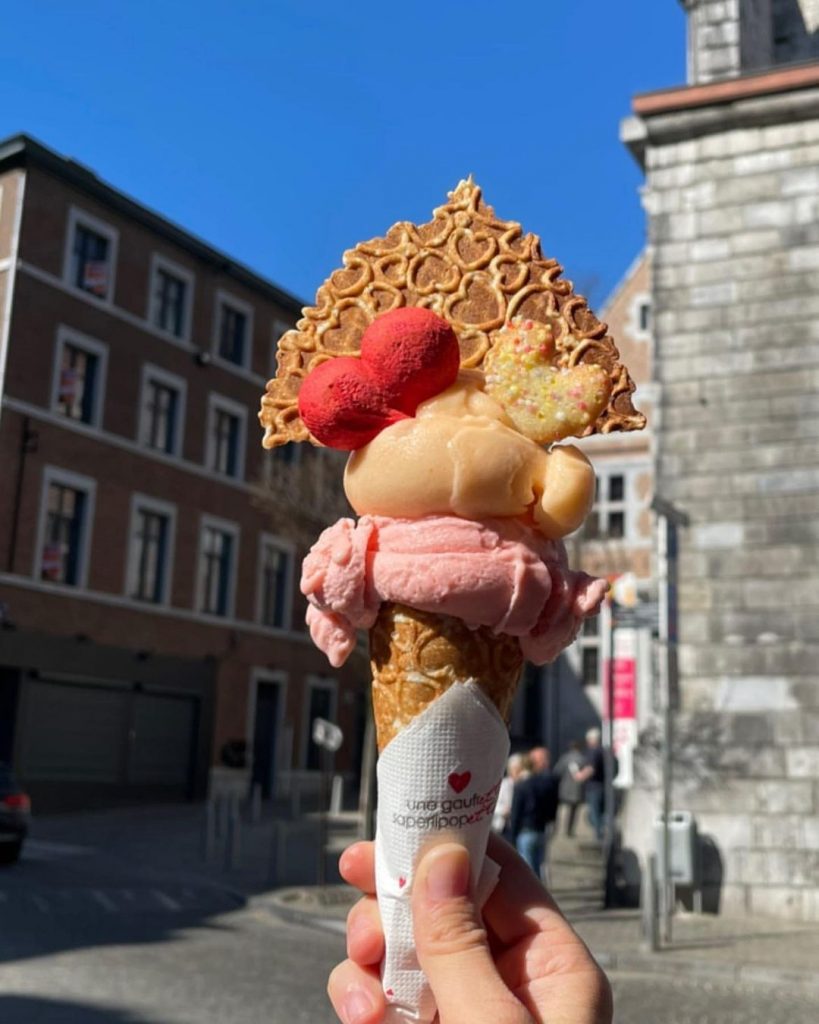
[{"xmin": 2, "ymin": 1, "xmax": 686, "ymax": 309}]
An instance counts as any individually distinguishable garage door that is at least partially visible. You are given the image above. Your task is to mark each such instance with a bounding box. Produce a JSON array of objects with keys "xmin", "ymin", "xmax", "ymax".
[{"xmin": 17, "ymin": 677, "xmax": 197, "ymax": 797}]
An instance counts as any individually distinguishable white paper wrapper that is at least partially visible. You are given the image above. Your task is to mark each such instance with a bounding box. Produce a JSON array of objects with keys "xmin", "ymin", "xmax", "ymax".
[{"xmin": 375, "ymin": 680, "xmax": 510, "ymax": 1023}]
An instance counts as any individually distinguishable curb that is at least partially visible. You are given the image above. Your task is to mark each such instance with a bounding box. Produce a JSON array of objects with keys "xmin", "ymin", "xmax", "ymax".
[
  {"xmin": 593, "ymin": 950, "xmax": 819, "ymax": 995},
  {"xmin": 259, "ymin": 890, "xmax": 819, "ymax": 995}
]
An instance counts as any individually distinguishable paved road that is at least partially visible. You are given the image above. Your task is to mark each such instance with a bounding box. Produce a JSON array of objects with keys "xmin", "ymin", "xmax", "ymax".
[
  {"xmin": 0, "ymin": 838, "xmax": 342, "ymax": 1023},
  {"xmin": 610, "ymin": 971, "xmax": 818, "ymax": 1023},
  {"xmin": 2, "ymin": 837, "xmax": 817, "ymax": 1023}
]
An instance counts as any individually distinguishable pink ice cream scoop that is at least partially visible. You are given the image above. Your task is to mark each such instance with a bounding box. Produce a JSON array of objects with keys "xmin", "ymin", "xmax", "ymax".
[{"xmin": 301, "ymin": 514, "xmax": 608, "ymax": 668}]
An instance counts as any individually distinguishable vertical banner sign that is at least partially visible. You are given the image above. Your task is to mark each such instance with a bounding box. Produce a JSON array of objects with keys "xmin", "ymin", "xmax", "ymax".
[{"xmin": 603, "ymin": 626, "xmax": 638, "ymax": 788}]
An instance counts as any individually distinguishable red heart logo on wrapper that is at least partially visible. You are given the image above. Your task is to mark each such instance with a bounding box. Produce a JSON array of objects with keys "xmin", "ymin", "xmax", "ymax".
[
  {"xmin": 398, "ymin": 876, "xmax": 406, "ymax": 889},
  {"xmin": 447, "ymin": 771, "xmax": 471, "ymax": 794},
  {"xmin": 385, "ymin": 989, "xmax": 394, "ymax": 998}
]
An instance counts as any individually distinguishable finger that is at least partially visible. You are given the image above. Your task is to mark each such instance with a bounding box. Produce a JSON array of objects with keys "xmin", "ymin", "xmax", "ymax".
[
  {"xmin": 483, "ymin": 832, "xmax": 572, "ymax": 946},
  {"xmin": 484, "ymin": 835, "xmax": 611, "ymax": 1022},
  {"xmin": 412, "ymin": 843, "xmax": 530, "ymax": 1024},
  {"xmin": 339, "ymin": 841, "xmax": 376, "ymax": 895},
  {"xmin": 346, "ymin": 895, "xmax": 384, "ymax": 966},
  {"xmin": 327, "ymin": 959, "xmax": 385, "ymax": 1024}
]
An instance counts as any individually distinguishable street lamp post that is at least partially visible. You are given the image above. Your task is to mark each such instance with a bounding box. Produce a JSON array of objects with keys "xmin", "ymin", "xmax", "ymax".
[{"xmin": 651, "ymin": 496, "xmax": 689, "ymax": 945}]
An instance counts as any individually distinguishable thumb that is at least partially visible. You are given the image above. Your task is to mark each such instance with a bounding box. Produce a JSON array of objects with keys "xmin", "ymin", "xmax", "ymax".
[{"xmin": 412, "ymin": 843, "xmax": 529, "ymax": 1024}]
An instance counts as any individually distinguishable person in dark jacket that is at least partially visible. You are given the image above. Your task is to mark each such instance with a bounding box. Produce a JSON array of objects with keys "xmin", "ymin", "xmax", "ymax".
[
  {"xmin": 575, "ymin": 728, "xmax": 617, "ymax": 841},
  {"xmin": 510, "ymin": 750, "xmax": 559, "ymax": 881},
  {"xmin": 554, "ymin": 741, "xmax": 585, "ymax": 837}
]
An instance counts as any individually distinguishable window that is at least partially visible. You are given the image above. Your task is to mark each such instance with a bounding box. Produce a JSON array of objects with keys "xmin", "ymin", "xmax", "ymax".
[
  {"xmin": 127, "ymin": 497, "xmax": 175, "ymax": 605},
  {"xmin": 207, "ymin": 395, "xmax": 247, "ymax": 479},
  {"xmin": 584, "ymin": 472, "xmax": 628, "ymax": 541},
  {"xmin": 36, "ymin": 468, "xmax": 96, "ymax": 587},
  {"xmin": 638, "ymin": 301, "xmax": 651, "ymax": 333},
  {"xmin": 197, "ymin": 518, "xmax": 239, "ymax": 617},
  {"xmin": 148, "ymin": 255, "xmax": 193, "ymax": 341},
  {"xmin": 577, "ymin": 613, "xmax": 600, "ymax": 689},
  {"xmin": 215, "ymin": 291, "xmax": 253, "ymax": 369},
  {"xmin": 139, "ymin": 365, "xmax": 186, "ymax": 456},
  {"xmin": 303, "ymin": 678, "xmax": 337, "ymax": 770},
  {"xmin": 631, "ymin": 292, "xmax": 651, "ymax": 336},
  {"xmin": 64, "ymin": 208, "xmax": 118, "ymax": 302},
  {"xmin": 257, "ymin": 535, "xmax": 294, "ymax": 629},
  {"xmin": 51, "ymin": 328, "xmax": 108, "ymax": 428}
]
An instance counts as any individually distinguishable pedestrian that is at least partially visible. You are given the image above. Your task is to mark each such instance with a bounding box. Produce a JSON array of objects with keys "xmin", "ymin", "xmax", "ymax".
[
  {"xmin": 575, "ymin": 727, "xmax": 608, "ymax": 841},
  {"xmin": 510, "ymin": 749, "xmax": 558, "ymax": 883},
  {"xmin": 527, "ymin": 746, "xmax": 559, "ymax": 884},
  {"xmin": 554, "ymin": 740, "xmax": 585, "ymax": 837},
  {"xmin": 492, "ymin": 752, "xmax": 525, "ymax": 838}
]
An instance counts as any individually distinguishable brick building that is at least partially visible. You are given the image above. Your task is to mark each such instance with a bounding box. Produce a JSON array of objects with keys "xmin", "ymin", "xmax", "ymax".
[
  {"xmin": 619, "ymin": 0, "xmax": 819, "ymax": 919},
  {"xmin": 0, "ymin": 135, "xmax": 366, "ymax": 810}
]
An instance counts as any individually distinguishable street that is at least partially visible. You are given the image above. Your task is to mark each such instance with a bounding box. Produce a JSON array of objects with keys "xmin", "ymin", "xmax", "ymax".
[
  {"xmin": 0, "ymin": 837, "xmax": 341, "ymax": 1023},
  {"xmin": 1, "ymin": 829, "xmax": 818, "ymax": 1023}
]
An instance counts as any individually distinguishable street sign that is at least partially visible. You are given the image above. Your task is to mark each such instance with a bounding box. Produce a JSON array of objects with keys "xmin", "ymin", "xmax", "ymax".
[{"xmin": 312, "ymin": 717, "xmax": 343, "ymax": 752}]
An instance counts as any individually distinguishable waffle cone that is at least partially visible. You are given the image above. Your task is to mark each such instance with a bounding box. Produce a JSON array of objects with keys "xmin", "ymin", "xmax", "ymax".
[{"xmin": 369, "ymin": 603, "xmax": 524, "ymax": 752}]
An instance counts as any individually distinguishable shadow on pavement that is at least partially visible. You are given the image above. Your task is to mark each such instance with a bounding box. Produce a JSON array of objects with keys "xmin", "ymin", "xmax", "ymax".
[
  {"xmin": 0, "ymin": 800, "xmax": 347, "ymax": 968},
  {"xmin": 0, "ymin": 996, "xmax": 160, "ymax": 1023}
]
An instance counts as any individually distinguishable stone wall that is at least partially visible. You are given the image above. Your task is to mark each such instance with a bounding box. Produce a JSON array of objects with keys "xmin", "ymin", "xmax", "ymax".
[
  {"xmin": 625, "ymin": 102, "xmax": 819, "ymax": 920},
  {"xmin": 686, "ymin": 0, "xmax": 744, "ymax": 82},
  {"xmin": 685, "ymin": 0, "xmax": 819, "ymax": 82}
]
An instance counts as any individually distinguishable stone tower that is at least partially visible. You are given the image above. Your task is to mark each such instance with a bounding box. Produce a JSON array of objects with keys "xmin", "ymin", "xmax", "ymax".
[{"xmin": 620, "ymin": 0, "xmax": 819, "ymax": 920}]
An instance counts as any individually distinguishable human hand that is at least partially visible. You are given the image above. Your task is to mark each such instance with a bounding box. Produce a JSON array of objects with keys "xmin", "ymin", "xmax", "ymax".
[{"xmin": 328, "ymin": 832, "xmax": 612, "ymax": 1024}]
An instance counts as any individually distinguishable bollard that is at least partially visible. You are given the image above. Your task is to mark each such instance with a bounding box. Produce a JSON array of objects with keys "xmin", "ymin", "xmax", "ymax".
[
  {"xmin": 330, "ymin": 774, "xmax": 344, "ymax": 815},
  {"xmin": 641, "ymin": 853, "xmax": 660, "ymax": 953},
  {"xmin": 203, "ymin": 798, "xmax": 217, "ymax": 862},
  {"xmin": 224, "ymin": 794, "xmax": 241, "ymax": 871},
  {"xmin": 250, "ymin": 782, "xmax": 262, "ymax": 824}
]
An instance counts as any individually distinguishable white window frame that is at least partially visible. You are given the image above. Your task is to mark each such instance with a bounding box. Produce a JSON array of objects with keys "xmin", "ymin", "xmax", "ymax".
[
  {"xmin": 195, "ymin": 514, "xmax": 240, "ymax": 618},
  {"xmin": 206, "ymin": 392, "xmax": 247, "ymax": 480},
  {"xmin": 585, "ymin": 462, "xmax": 650, "ymax": 545},
  {"xmin": 124, "ymin": 493, "xmax": 177, "ymax": 606},
  {"xmin": 50, "ymin": 325, "xmax": 109, "ymax": 430},
  {"xmin": 301, "ymin": 675, "xmax": 338, "ymax": 769},
  {"xmin": 33, "ymin": 465, "xmax": 97, "ymax": 589},
  {"xmin": 137, "ymin": 363, "xmax": 187, "ymax": 458},
  {"xmin": 212, "ymin": 288, "xmax": 254, "ymax": 372},
  {"xmin": 629, "ymin": 291, "xmax": 652, "ymax": 339},
  {"xmin": 246, "ymin": 668, "xmax": 289, "ymax": 779},
  {"xmin": 255, "ymin": 533, "xmax": 295, "ymax": 630},
  {"xmin": 147, "ymin": 252, "xmax": 195, "ymax": 345},
  {"xmin": 62, "ymin": 205, "xmax": 119, "ymax": 305}
]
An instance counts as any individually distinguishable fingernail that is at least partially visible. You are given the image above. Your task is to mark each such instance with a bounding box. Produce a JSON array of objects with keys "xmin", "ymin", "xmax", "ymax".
[
  {"xmin": 424, "ymin": 845, "xmax": 470, "ymax": 901},
  {"xmin": 342, "ymin": 985, "xmax": 374, "ymax": 1024}
]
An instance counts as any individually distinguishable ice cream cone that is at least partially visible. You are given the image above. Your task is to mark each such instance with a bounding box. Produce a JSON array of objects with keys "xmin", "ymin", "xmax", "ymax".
[{"xmin": 369, "ymin": 602, "xmax": 524, "ymax": 752}]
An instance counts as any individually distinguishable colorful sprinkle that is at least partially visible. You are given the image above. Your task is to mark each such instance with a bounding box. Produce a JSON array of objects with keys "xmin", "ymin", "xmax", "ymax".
[{"xmin": 484, "ymin": 316, "xmax": 612, "ymax": 443}]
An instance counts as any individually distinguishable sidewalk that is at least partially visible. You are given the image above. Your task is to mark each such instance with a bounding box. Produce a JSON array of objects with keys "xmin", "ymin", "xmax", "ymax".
[{"xmin": 260, "ymin": 829, "xmax": 819, "ymax": 996}]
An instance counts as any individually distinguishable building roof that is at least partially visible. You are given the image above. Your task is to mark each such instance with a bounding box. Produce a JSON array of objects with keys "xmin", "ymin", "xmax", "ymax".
[
  {"xmin": 632, "ymin": 59, "xmax": 819, "ymax": 118},
  {"xmin": 600, "ymin": 248, "xmax": 648, "ymax": 321},
  {"xmin": 0, "ymin": 133, "xmax": 304, "ymax": 314}
]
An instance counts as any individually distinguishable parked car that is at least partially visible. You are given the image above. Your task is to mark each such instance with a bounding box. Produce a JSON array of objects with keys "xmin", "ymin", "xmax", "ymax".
[{"xmin": 0, "ymin": 764, "xmax": 30, "ymax": 864}]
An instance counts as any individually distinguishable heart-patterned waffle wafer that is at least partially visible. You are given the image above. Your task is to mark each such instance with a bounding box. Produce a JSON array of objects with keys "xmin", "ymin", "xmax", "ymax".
[
  {"xmin": 483, "ymin": 317, "xmax": 612, "ymax": 444},
  {"xmin": 259, "ymin": 179, "xmax": 645, "ymax": 449}
]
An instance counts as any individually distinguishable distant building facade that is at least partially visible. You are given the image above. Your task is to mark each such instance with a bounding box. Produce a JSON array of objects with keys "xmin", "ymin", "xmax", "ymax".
[
  {"xmin": 0, "ymin": 135, "xmax": 365, "ymax": 810},
  {"xmin": 620, "ymin": 0, "xmax": 819, "ymax": 919}
]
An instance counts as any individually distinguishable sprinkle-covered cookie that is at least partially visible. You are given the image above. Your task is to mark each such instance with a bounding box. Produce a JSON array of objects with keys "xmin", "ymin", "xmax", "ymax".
[{"xmin": 484, "ymin": 318, "xmax": 612, "ymax": 444}]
